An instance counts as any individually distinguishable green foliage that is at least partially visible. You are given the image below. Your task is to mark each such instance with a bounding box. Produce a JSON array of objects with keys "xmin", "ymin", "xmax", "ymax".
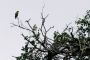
[
  {"xmin": 13, "ymin": 10, "xmax": 90, "ymax": 60},
  {"xmin": 54, "ymin": 31, "xmax": 70, "ymax": 44},
  {"xmin": 76, "ymin": 10, "xmax": 90, "ymax": 33}
]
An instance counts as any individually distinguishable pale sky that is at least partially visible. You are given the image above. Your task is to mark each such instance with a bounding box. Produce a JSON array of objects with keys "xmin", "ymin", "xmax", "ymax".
[{"xmin": 0, "ymin": 0, "xmax": 90, "ymax": 60}]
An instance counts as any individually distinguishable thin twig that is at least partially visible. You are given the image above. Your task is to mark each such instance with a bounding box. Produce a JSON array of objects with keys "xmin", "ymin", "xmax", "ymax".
[
  {"xmin": 46, "ymin": 26, "xmax": 54, "ymax": 33},
  {"xmin": 11, "ymin": 23, "xmax": 32, "ymax": 31},
  {"xmin": 25, "ymin": 18, "xmax": 33, "ymax": 29}
]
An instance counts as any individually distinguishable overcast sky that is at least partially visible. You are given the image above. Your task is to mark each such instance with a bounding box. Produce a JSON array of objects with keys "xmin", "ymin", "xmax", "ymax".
[{"xmin": 0, "ymin": 0, "xmax": 90, "ymax": 60}]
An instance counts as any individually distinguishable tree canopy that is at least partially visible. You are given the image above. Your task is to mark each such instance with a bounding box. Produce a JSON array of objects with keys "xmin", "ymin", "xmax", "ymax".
[{"xmin": 12, "ymin": 10, "xmax": 90, "ymax": 60}]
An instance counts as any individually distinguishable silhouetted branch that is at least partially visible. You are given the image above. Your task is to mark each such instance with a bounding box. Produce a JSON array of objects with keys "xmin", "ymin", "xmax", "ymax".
[
  {"xmin": 21, "ymin": 34, "xmax": 47, "ymax": 52},
  {"xmin": 11, "ymin": 23, "xmax": 32, "ymax": 31},
  {"xmin": 25, "ymin": 18, "xmax": 33, "ymax": 29},
  {"xmin": 46, "ymin": 26, "xmax": 54, "ymax": 33}
]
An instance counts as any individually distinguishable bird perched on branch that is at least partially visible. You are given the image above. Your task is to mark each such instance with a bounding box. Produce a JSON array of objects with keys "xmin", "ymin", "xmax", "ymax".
[{"xmin": 15, "ymin": 11, "xmax": 19, "ymax": 19}]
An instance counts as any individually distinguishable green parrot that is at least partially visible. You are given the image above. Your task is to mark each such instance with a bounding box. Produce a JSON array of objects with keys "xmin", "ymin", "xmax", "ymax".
[{"xmin": 15, "ymin": 11, "xmax": 19, "ymax": 19}]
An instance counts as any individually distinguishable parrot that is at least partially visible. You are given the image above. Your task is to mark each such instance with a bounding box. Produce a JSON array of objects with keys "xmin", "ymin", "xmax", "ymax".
[{"xmin": 15, "ymin": 11, "xmax": 19, "ymax": 19}]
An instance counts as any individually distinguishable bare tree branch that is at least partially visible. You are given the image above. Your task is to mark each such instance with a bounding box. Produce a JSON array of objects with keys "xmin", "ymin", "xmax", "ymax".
[{"xmin": 11, "ymin": 23, "xmax": 32, "ymax": 31}]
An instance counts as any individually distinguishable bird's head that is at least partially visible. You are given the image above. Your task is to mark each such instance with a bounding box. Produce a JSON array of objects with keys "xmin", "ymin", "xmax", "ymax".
[{"xmin": 17, "ymin": 11, "xmax": 19, "ymax": 13}]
